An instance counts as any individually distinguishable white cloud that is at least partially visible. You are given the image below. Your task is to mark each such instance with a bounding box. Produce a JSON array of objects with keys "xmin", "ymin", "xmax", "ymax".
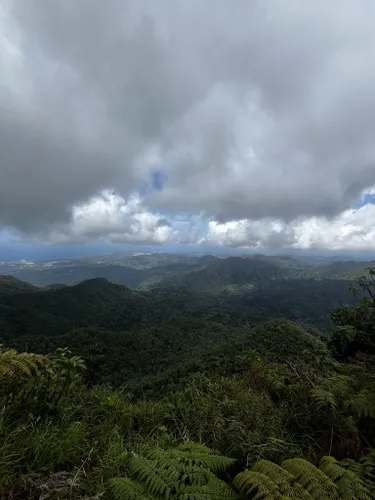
[
  {"xmin": 2, "ymin": 0, "xmax": 375, "ymax": 236},
  {"xmin": 22, "ymin": 191, "xmax": 173, "ymax": 245},
  {"xmin": 7, "ymin": 185, "xmax": 375, "ymax": 251},
  {"xmin": 202, "ymin": 202, "xmax": 375, "ymax": 251},
  {"xmin": 294, "ymin": 204, "xmax": 375, "ymax": 251}
]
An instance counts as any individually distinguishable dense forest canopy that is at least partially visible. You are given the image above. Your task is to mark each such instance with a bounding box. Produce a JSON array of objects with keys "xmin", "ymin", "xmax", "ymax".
[{"xmin": 1, "ymin": 257, "xmax": 375, "ymax": 498}]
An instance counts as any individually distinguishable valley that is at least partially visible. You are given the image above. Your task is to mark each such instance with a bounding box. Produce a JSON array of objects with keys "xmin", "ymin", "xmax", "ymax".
[
  {"xmin": 1, "ymin": 253, "xmax": 375, "ymax": 498},
  {"xmin": 0, "ymin": 252, "xmax": 371, "ymax": 394}
]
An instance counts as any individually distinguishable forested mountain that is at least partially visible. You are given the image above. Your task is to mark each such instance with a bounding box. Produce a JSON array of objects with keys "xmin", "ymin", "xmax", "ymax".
[
  {"xmin": 0, "ymin": 275, "xmax": 38, "ymax": 297},
  {"xmin": 0, "ymin": 253, "xmax": 221, "ymax": 288},
  {"xmin": 319, "ymin": 260, "xmax": 375, "ymax": 279},
  {"xmin": 0, "ymin": 278, "xmax": 168, "ymax": 338},
  {"xmin": 1, "ymin": 267, "xmax": 375, "ymax": 498},
  {"xmin": 1, "ymin": 252, "xmax": 374, "ymax": 290},
  {"xmin": 1, "ymin": 254, "xmax": 375, "ymax": 498},
  {"xmin": 0, "ymin": 254, "xmax": 367, "ymax": 360},
  {"xmin": 155, "ymin": 256, "xmax": 295, "ymax": 295},
  {"xmin": 3, "ymin": 264, "xmax": 146, "ymax": 288},
  {"xmin": 0, "ymin": 253, "xmax": 363, "ymax": 397}
]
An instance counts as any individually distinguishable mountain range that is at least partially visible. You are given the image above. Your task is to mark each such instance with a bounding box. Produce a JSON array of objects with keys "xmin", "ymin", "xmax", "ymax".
[
  {"xmin": 1, "ymin": 252, "xmax": 371, "ymax": 395},
  {"xmin": 1, "ymin": 252, "xmax": 373, "ymax": 290}
]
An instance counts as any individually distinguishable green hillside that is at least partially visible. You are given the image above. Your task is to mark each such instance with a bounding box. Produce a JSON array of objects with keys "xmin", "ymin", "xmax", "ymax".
[
  {"xmin": 156, "ymin": 256, "xmax": 301, "ymax": 295},
  {"xmin": 318, "ymin": 260, "xmax": 375, "ymax": 279},
  {"xmin": 8, "ymin": 264, "xmax": 146, "ymax": 287},
  {"xmin": 1, "ymin": 255, "xmax": 359, "ymax": 344},
  {"xmin": 0, "ymin": 278, "xmax": 167, "ymax": 338},
  {"xmin": 3, "ymin": 254, "xmax": 374, "ymax": 294},
  {"xmin": 0, "ymin": 269, "xmax": 355, "ymax": 395},
  {"xmin": 0, "ymin": 275, "xmax": 38, "ymax": 296},
  {"xmin": 1, "ymin": 267, "xmax": 375, "ymax": 498}
]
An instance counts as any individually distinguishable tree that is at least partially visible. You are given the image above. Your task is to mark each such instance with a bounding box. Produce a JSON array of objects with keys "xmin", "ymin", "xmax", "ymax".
[{"xmin": 330, "ymin": 268, "xmax": 375, "ymax": 364}]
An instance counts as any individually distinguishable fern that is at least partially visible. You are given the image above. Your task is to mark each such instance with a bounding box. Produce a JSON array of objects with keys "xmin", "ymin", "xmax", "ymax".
[
  {"xmin": 281, "ymin": 458, "xmax": 339, "ymax": 499},
  {"xmin": 310, "ymin": 388, "xmax": 337, "ymax": 411},
  {"xmin": 111, "ymin": 444, "xmax": 237, "ymax": 499},
  {"xmin": 349, "ymin": 389, "xmax": 375, "ymax": 419},
  {"xmin": 179, "ymin": 479, "xmax": 238, "ymax": 499},
  {"xmin": 131, "ymin": 454, "xmax": 173, "ymax": 498},
  {"xmin": 251, "ymin": 460, "xmax": 311, "ymax": 499},
  {"xmin": 234, "ymin": 458, "xmax": 341, "ymax": 499},
  {"xmin": 324, "ymin": 375, "xmax": 353, "ymax": 396},
  {"xmin": 233, "ymin": 470, "xmax": 282, "ymax": 499},
  {"xmin": 0, "ymin": 349, "xmax": 48, "ymax": 387},
  {"xmin": 341, "ymin": 449, "xmax": 375, "ymax": 495},
  {"xmin": 109, "ymin": 477, "xmax": 149, "ymax": 500},
  {"xmin": 319, "ymin": 456, "xmax": 373, "ymax": 500},
  {"xmin": 156, "ymin": 443, "xmax": 236, "ymax": 474}
]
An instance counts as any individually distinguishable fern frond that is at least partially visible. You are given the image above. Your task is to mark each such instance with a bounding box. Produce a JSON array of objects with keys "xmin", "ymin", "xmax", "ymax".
[
  {"xmin": 0, "ymin": 349, "xmax": 50, "ymax": 393},
  {"xmin": 126, "ymin": 445, "xmax": 237, "ymax": 498},
  {"xmin": 164, "ymin": 443, "xmax": 236, "ymax": 473},
  {"xmin": 341, "ymin": 449, "xmax": 375, "ymax": 492},
  {"xmin": 177, "ymin": 443, "xmax": 214, "ymax": 455},
  {"xmin": 349, "ymin": 389, "xmax": 375, "ymax": 419},
  {"xmin": 319, "ymin": 456, "xmax": 373, "ymax": 500},
  {"xmin": 282, "ymin": 458, "xmax": 339, "ymax": 499},
  {"xmin": 233, "ymin": 470, "xmax": 282, "ymax": 499},
  {"xmin": 179, "ymin": 479, "xmax": 238, "ymax": 499},
  {"xmin": 324, "ymin": 375, "xmax": 353, "ymax": 396},
  {"xmin": 130, "ymin": 455, "xmax": 172, "ymax": 498},
  {"xmin": 251, "ymin": 460, "xmax": 311, "ymax": 499},
  {"xmin": 310, "ymin": 389, "xmax": 337, "ymax": 411},
  {"xmin": 109, "ymin": 477, "xmax": 149, "ymax": 500}
]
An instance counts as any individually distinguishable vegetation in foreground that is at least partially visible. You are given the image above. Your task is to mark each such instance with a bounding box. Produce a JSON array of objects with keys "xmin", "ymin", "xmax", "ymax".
[{"xmin": 1, "ymin": 269, "xmax": 375, "ymax": 498}]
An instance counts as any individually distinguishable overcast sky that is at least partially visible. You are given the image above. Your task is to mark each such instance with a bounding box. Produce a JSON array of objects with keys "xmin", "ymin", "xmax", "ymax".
[{"xmin": 1, "ymin": 0, "xmax": 375, "ymax": 259}]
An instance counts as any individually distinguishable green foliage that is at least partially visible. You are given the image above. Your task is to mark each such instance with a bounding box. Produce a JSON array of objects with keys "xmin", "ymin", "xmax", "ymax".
[
  {"xmin": 0, "ymin": 347, "xmax": 48, "ymax": 389},
  {"xmin": 283, "ymin": 458, "xmax": 338, "ymax": 498},
  {"xmin": 111, "ymin": 444, "xmax": 237, "ymax": 500},
  {"xmin": 1, "ymin": 262, "xmax": 375, "ymax": 498},
  {"xmin": 234, "ymin": 456, "xmax": 373, "ymax": 499},
  {"xmin": 243, "ymin": 318, "xmax": 329, "ymax": 364},
  {"xmin": 319, "ymin": 456, "xmax": 373, "ymax": 499},
  {"xmin": 330, "ymin": 267, "xmax": 375, "ymax": 362},
  {"xmin": 0, "ymin": 346, "xmax": 85, "ymax": 426},
  {"xmin": 250, "ymin": 459, "xmax": 311, "ymax": 498},
  {"xmin": 0, "ymin": 275, "xmax": 38, "ymax": 297},
  {"xmin": 2, "ymin": 342, "xmax": 375, "ymax": 498},
  {"xmin": 110, "ymin": 477, "xmax": 149, "ymax": 499},
  {"xmin": 0, "ymin": 257, "xmax": 360, "ymax": 395},
  {"xmin": 341, "ymin": 448, "xmax": 375, "ymax": 492},
  {"xmin": 310, "ymin": 388, "xmax": 338, "ymax": 411}
]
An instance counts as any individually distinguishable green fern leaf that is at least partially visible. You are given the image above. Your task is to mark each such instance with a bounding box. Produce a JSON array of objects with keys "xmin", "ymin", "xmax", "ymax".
[
  {"xmin": 310, "ymin": 389, "xmax": 337, "ymax": 411},
  {"xmin": 251, "ymin": 460, "xmax": 312, "ymax": 499},
  {"xmin": 319, "ymin": 456, "xmax": 373, "ymax": 500},
  {"xmin": 282, "ymin": 458, "xmax": 339, "ymax": 499},
  {"xmin": 131, "ymin": 455, "xmax": 172, "ymax": 498},
  {"xmin": 109, "ymin": 477, "xmax": 149, "ymax": 500},
  {"xmin": 349, "ymin": 389, "xmax": 375, "ymax": 419},
  {"xmin": 165, "ymin": 443, "xmax": 236, "ymax": 474},
  {"xmin": 233, "ymin": 470, "xmax": 282, "ymax": 499},
  {"xmin": 179, "ymin": 479, "xmax": 238, "ymax": 499}
]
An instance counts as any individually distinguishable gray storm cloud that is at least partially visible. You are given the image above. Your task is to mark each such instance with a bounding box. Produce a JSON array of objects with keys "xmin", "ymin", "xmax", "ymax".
[{"xmin": 1, "ymin": 0, "xmax": 375, "ymax": 235}]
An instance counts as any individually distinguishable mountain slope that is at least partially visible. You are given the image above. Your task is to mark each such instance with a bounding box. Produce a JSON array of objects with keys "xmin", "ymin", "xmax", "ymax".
[
  {"xmin": 0, "ymin": 278, "xmax": 159, "ymax": 338},
  {"xmin": 7, "ymin": 264, "xmax": 145, "ymax": 287},
  {"xmin": 318, "ymin": 260, "xmax": 375, "ymax": 279},
  {"xmin": 156, "ymin": 256, "xmax": 311, "ymax": 295},
  {"xmin": 0, "ymin": 275, "xmax": 38, "ymax": 297}
]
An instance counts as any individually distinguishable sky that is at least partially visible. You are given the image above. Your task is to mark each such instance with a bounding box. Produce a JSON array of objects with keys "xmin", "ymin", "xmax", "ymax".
[{"xmin": 1, "ymin": 0, "xmax": 375, "ymax": 260}]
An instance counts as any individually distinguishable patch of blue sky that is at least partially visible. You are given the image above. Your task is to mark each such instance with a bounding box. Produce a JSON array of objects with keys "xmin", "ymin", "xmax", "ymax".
[
  {"xmin": 352, "ymin": 193, "xmax": 375, "ymax": 210},
  {"xmin": 139, "ymin": 170, "xmax": 168, "ymax": 197},
  {"xmin": 151, "ymin": 170, "xmax": 167, "ymax": 191}
]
